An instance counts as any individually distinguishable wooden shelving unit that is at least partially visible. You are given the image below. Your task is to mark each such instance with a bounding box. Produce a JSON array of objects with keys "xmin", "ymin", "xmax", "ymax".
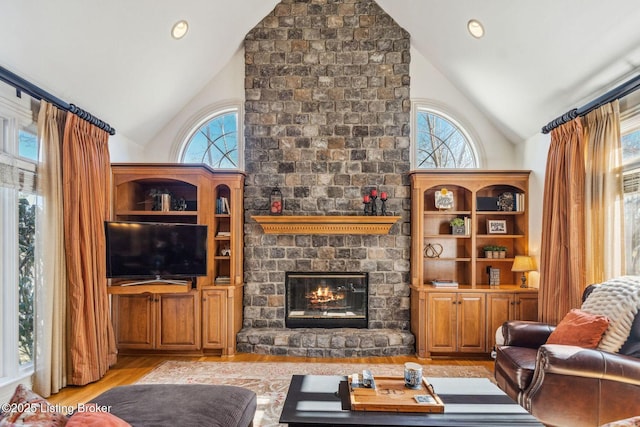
[
  {"xmin": 108, "ymin": 163, "xmax": 244, "ymax": 356},
  {"xmin": 409, "ymin": 170, "xmax": 538, "ymax": 358}
]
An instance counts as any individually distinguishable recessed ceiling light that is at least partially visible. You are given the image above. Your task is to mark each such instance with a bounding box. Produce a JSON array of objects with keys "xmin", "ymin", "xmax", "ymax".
[
  {"xmin": 467, "ymin": 19, "xmax": 484, "ymax": 39},
  {"xmin": 171, "ymin": 20, "xmax": 189, "ymax": 40}
]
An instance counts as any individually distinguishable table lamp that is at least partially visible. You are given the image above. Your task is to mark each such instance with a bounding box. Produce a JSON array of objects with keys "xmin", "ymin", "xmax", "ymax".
[{"xmin": 511, "ymin": 255, "xmax": 536, "ymax": 288}]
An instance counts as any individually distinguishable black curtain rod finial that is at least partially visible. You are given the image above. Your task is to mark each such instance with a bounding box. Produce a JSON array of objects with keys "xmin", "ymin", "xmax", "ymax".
[{"xmin": 541, "ymin": 108, "xmax": 579, "ymax": 134}]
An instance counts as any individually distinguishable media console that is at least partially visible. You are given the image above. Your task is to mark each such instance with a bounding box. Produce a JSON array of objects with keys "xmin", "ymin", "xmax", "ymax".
[{"xmin": 108, "ymin": 163, "xmax": 244, "ymax": 355}]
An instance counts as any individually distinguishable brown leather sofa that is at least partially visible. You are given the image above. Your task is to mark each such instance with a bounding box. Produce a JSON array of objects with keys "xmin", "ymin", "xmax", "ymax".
[{"xmin": 495, "ymin": 286, "xmax": 640, "ymax": 427}]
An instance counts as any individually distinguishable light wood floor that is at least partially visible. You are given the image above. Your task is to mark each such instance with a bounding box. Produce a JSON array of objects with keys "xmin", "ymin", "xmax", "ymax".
[{"xmin": 46, "ymin": 353, "xmax": 495, "ymax": 407}]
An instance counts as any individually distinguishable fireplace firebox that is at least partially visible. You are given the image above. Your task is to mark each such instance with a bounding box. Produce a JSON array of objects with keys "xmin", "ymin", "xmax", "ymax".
[{"xmin": 285, "ymin": 272, "xmax": 368, "ymax": 328}]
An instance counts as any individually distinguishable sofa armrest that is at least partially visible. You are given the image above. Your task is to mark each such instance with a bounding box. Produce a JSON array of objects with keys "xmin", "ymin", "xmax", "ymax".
[
  {"xmin": 502, "ymin": 321, "xmax": 555, "ymax": 348},
  {"xmin": 525, "ymin": 344, "xmax": 640, "ymax": 425},
  {"xmin": 536, "ymin": 344, "xmax": 640, "ymax": 384}
]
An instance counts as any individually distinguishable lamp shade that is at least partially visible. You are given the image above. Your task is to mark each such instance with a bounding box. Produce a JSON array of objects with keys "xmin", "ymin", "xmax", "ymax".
[{"xmin": 511, "ymin": 255, "xmax": 537, "ymax": 272}]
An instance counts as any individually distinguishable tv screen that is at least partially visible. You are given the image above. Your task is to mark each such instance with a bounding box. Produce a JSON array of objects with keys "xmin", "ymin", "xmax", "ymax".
[{"xmin": 105, "ymin": 221, "xmax": 207, "ymax": 279}]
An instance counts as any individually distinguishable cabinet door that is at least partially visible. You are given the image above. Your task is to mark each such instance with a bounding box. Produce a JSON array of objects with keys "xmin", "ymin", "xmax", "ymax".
[
  {"xmin": 516, "ymin": 293, "xmax": 539, "ymax": 321},
  {"xmin": 112, "ymin": 294, "xmax": 155, "ymax": 350},
  {"xmin": 202, "ymin": 288, "xmax": 227, "ymax": 349},
  {"xmin": 156, "ymin": 291, "xmax": 201, "ymax": 350},
  {"xmin": 427, "ymin": 293, "xmax": 457, "ymax": 353},
  {"xmin": 486, "ymin": 293, "xmax": 514, "ymax": 350},
  {"xmin": 457, "ymin": 293, "xmax": 486, "ymax": 352}
]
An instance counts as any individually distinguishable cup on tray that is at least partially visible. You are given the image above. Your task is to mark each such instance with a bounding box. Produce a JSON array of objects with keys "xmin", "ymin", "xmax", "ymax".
[{"xmin": 404, "ymin": 362, "xmax": 423, "ymax": 389}]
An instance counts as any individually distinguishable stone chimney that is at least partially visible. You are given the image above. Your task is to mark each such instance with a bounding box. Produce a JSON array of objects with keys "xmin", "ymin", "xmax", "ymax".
[{"xmin": 240, "ymin": 0, "xmax": 412, "ymax": 355}]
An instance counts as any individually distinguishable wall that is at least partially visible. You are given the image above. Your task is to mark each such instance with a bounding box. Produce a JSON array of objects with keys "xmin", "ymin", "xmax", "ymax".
[
  {"xmin": 140, "ymin": 49, "xmax": 246, "ymax": 163},
  {"xmin": 109, "ymin": 133, "xmax": 144, "ymax": 162},
  {"xmin": 409, "ymin": 50, "xmax": 515, "ymax": 168},
  {"xmin": 515, "ymin": 132, "xmax": 551, "ymax": 288}
]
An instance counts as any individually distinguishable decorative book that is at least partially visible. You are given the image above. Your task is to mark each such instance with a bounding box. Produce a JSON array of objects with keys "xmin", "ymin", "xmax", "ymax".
[{"xmin": 431, "ymin": 280, "xmax": 459, "ymax": 287}]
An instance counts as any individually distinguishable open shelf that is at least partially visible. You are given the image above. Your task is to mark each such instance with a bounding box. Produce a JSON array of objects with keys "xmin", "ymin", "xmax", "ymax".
[{"xmin": 411, "ymin": 171, "xmax": 530, "ymax": 288}]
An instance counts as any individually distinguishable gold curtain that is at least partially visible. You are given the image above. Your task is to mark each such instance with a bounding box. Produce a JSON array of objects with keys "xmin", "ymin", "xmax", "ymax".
[
  {"xmin": 63, "ymin": 114, "xmax": 116, "ymax": 385},
  {"xmin": 33, "ymin": 101, "xmax": 67, "ymax": 397},
  {"xmin": 539, "ymin": 118, "xmax": 586, "ymax": 324},
  {"xmin": 584, "ymin": 101, "xmax": 624, "ymax": 283}
]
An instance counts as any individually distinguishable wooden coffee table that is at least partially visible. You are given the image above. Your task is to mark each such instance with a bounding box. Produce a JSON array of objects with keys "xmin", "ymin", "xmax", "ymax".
[{"xmin": 279, "ymin": 375, "xmax": 542, "ymax": 426}]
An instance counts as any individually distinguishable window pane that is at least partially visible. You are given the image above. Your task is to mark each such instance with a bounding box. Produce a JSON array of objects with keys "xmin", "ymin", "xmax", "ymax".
[
  {"xmin": 622, "ymin": 128, "xmax": 640, "ymax": 163},
  {"xmin": 18, "ymin": 193, "xmax": 36, "ymax": 365},
  {"xmin": 415, "ymin": 110, "xmax": 476, "ymax": 169},
  {"xmin": 183, "ymin": 111, "xmax": 238, "ymax": 169},
  {"xmin": 624, "ymin": 170, "xmax": 640, "ymax": 275},
  {"xmin": 18, "ymin": 129, "xmax": 38, "ymax": 161}
]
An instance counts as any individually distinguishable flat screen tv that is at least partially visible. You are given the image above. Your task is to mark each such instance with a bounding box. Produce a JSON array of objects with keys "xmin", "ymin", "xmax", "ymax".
[{"xmin": 104, "ymin": 221, "xmax": 207, "ymax": 283}]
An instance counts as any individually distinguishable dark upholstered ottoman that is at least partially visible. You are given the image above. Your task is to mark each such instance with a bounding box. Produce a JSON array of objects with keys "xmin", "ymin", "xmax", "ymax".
[{"xmin": 89, "ymin": 384, "xmax": 256, "ymax": 427}]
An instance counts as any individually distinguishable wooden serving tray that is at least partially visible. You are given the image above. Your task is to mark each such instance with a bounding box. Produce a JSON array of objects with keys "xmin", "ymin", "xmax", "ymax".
[{"xmin": 349, "ymin": 376, "xmax": 445, "ymax": 413}]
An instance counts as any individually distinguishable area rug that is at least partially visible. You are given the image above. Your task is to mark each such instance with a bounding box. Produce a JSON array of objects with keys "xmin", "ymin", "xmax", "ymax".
[{"xmin": 135, "ymin": 361, "xmax": 493, "ymax": 427}]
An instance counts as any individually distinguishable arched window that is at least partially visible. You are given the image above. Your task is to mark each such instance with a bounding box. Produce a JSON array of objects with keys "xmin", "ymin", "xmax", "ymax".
[
  {"xmin": 413, "ymin": 106, "xmax": 478, "ymax": 169},
  {"xmin": 180, "ymin": 107, "xmax": 240, "ymax": 169}
]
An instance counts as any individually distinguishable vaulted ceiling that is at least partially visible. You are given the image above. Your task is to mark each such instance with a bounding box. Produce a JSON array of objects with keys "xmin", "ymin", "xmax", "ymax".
[{"xmin": 1, "ymin": 0, "xmax": 640, "ymax": 145}]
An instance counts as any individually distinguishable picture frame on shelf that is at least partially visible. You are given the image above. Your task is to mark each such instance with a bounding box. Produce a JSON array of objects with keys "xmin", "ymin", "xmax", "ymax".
[
  {"xmin": 489, "ymin": 267, "xmax": 500, "ymax": 285},
  {"xmin": 487, "ymin": 219, "xmax": 507, "ymax": 234},
  {"xmin": 434, "ymin": 188, "xmax": 454, "ymax": 210}
]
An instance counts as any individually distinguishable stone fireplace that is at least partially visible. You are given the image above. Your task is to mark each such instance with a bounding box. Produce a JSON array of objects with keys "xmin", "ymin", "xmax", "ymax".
[
  {"xmin": 285, "ymin": 272, "xmax": 368, "ymax": 328},
  {"xmin": 237, "ymin": 0, "xmax": 414, "ymax": 357}
]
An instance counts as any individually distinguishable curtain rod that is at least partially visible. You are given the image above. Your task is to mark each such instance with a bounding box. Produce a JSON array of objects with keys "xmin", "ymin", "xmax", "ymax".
[
  {"xmin": 541, "ymin": 73, "xmax": 640, "ymax": 134},
  {"xmin": 0, "ymin": 65, "xmax": 116, "ymax": 135}
]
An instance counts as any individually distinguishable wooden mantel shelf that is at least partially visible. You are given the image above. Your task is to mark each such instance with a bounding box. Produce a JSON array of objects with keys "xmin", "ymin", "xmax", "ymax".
[{"xmin": 251, "ymin": 215, "xmax": 402, "ymax": 235}]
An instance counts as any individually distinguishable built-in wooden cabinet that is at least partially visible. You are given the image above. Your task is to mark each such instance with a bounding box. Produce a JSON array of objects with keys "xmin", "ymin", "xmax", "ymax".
[
  {"xmin": 108, "ymin": 164, "xmax": 244, "ymax": 356},
  {"xmin": 410, "ymin": 171, "xmax": 538, "ymax": 358},
  {"xmin": 486, "ymin": 292, "xmax": 538, "ymax": 350},
  {"xmin": 112, "ymin": 290, "xmax": 200, "ymax": 351},
  {"xmin": 427, "ymin": 292, "xmax": 486, "ymax": 353},
  {"xmin": 412, "ymin": 285, "xmax": 538, "ymax": 358}
]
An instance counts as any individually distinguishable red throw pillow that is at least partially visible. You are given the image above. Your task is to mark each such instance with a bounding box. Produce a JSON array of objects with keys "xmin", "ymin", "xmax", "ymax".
[{"xmin": 546, "ymin": 308, "xmax": 610, "ymax": 348}]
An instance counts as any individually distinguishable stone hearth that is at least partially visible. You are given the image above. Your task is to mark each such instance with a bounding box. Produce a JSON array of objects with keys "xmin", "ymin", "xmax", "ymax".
[
  {"xmin": 241, "ymin": 0, "xmax": 412, "ymax": 356},
  {"xmin": 237, "ymin": 328, "xmax": 414, "ymax": 357}
]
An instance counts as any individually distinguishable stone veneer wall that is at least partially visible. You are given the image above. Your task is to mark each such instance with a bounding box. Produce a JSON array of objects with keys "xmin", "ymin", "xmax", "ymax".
[{"xmin": 240, "ymin": 0, "xmax": 412, "ymax": 356}]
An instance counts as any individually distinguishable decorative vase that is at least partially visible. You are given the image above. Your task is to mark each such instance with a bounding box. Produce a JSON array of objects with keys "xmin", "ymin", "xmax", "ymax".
[{"xmin": 160, "ymin": 193, "xmax": 171, "ymax": 212}]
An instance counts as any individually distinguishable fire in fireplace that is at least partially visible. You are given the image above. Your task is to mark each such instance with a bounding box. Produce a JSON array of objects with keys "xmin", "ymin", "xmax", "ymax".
[{"xmin": 285, "ymin": 272, "xmax": 368, "ymax": 328}]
